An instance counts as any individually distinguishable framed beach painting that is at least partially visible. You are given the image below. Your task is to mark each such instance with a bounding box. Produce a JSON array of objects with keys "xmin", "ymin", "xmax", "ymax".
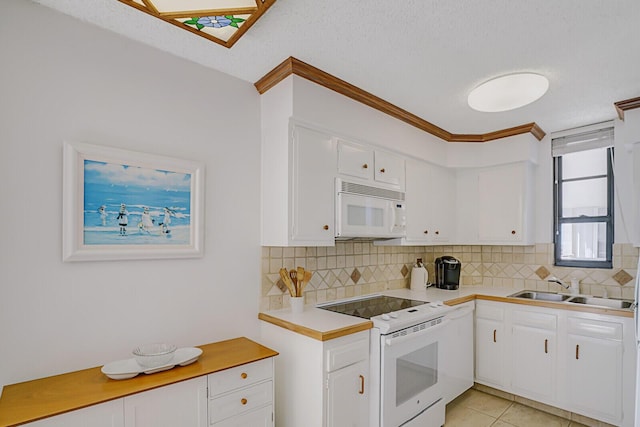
[{"xmin": 62, "ymin": 141, "xmax": 205, "ymax": 261}]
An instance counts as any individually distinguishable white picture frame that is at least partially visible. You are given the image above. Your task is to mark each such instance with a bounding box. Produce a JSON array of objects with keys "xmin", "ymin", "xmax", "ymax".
[{"xmin": 62, "ymin": 141, "xmax": 205, "ymax": 261}]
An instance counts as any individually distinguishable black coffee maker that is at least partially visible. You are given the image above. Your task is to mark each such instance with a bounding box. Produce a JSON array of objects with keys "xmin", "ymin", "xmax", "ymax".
[{"xmin": 435, "ymin": 256, "xmax": 461, "ymax": 290}]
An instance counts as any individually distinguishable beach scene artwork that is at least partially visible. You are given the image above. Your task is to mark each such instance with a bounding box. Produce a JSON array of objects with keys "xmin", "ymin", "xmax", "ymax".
[{"xmin": 83, "ymin": 159, "xmax": 192, "ymax": 245}]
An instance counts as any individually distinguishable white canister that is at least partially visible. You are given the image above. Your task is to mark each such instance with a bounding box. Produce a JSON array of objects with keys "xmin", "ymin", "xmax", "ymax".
[{"xmin": 410, "ymin": 264, "xmax": 428, "ymax": 291}]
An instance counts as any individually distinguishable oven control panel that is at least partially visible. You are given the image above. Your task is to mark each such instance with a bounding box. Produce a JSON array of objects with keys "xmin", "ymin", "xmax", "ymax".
[{"xmin": 372, "ymin": 301, "xmax": 453, "ymax": 334}]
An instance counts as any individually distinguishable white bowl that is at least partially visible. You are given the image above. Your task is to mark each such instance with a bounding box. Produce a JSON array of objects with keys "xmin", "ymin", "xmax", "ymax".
[{"xmin": 132, "ymin": 343, "xmax": 177, "ymax": 368}]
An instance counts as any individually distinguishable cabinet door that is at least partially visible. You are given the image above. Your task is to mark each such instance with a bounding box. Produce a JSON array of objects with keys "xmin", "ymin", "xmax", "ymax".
[
  {"xmin": 566, "ymin": 334, "xmax": 623, "ymax": 423},
  {"xmin": 429, "ymin": 164, "xmax": 455, "ymax": 242},
  {"xmin": 291, "ymin": 126, "xmax": 336, "ymax": 245},
  {"xmin": 23, "ymin": 400, "xmax": 124, "ymax": 427},
  {"xmin": 337, "ymin": 140, "xmax": 373, "ymax": 180},
  {"xmin": 124, "ymin": 377, "xmax": 207, "ymax": 427},
  {"xmin": 475, "ymin": 317, "xmax": 506, "ymax": 389},
  {"xmin": 511, "ymin": 325, "xmax": 556, "ymax": 402},
  {"xmin": 404, "ymin": 159, "xmax": 430, "ymax": 242},
  {"xmin": 477, "ymin": 163, "xmax": 524, "ymax": 242},
  {"xmin": 326, "ymin": 360, "xmax": 369, "ymax": 427},
  {"xmin": 374, "ymin": 151, "xmax": 405, "ymax": 188}
]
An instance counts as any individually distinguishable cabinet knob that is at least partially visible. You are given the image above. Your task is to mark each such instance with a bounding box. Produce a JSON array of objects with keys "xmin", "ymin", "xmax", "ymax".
[
  {"xmin": 323, "ymin": 225, "xmax": 329, "ymax": 230},
  {"xmin": 511, "ymin": 230, "xmax": 516, "ymax": 235},
  {"xmin": 423, "ymin": 230, "xmax": 429, "ymax": 234},
  {"xmin": 380, "ymin": 168, "xmax": 385, "ymax": 173},
  {"xmin": 241, "ymin": 398, "xmax": 248, "ymax": 405},
  {"xmin": 241, "ymin": 372, "xmax": 247, "ymax": 379},
  {"xmin": 362, "ymin": 163, "xmax": 368, "ymax": 169},
  {"xmin": 435, "ymin": 230, "xmax": 440, "ymax": 235}
]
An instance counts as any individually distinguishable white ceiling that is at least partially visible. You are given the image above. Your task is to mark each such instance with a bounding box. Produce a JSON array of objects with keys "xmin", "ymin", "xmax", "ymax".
[{"xmin": 33, "ymin": 0, "xmax": 640, "ymax": 137}]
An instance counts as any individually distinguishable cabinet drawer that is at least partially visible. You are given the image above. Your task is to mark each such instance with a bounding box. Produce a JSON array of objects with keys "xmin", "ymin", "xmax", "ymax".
[
  {"xmin": 475, "ymin": 303, "xmax": 504, "ymax": 321},
  {"xmin": 326, "ymin": 338, "xmax": 368, "ymax": 372},
  {"xmin": 209, "ymin": 381, "xmax": 273, "ymax": 424},
  {"xmin": 208, "ymin": 358, "xmax": 272, "ymax": 397},
  {"xmin": 212, "ymin": 405, "xmax": 272, "ymax": 427},
  {"xmin": 567, "ymin": 317, "xmax": 623, "ymax": 341},
  {"xmin": 512, "ymin": 310, "xmax": 556, "ymax": 330}
]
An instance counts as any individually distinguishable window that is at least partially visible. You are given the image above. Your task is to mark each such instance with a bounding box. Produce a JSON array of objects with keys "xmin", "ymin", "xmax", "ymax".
[{"xmin": 552, "ymin": 124, "xmax": 614, "ymax": 268}]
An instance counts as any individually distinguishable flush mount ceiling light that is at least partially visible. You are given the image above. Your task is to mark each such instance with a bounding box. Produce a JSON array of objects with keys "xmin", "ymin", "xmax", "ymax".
[
  {"xmin": 118, "ymin": 0, "xmax": 276, "ymax": 48},
  {"xmin": 468, "ymin": 73, "xmax": 549, "ymax": 112}
]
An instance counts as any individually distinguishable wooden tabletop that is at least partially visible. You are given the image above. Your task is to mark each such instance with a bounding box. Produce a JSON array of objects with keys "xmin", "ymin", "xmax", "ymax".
[{"xmin": 0, "ymin": 337, "xmax": 278, "ymax": 427}]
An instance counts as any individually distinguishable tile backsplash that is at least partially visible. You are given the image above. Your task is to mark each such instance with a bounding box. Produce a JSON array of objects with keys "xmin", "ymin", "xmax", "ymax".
[{"xmin": 260, "ymin": 243, "xmax": 639, "ymax": 311}]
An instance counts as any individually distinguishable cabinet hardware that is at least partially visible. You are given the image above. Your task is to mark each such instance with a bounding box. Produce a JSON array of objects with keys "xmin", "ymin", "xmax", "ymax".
[
  {"xmin": 575, "ymin": 344, "xmax": 579, "ymax": 360},
  {"xmin": 241, "ymin": 398, "xmax": 248, "ymax": 405},
  {"xmin": 359, "ymin": 375, "xmax": 365, "ymax": 395},
  {"xmin": 511, "ymin": 230, "xmax": 516, "ymax": 235},
  {"xmin": 241, "ymin": 372, "xmax": 248, "ymax": 379},
  {"xmin": 493, "ymin": 329, "xmax": 497, "ymax": 343},
  {"xmin": 435, "ymin": 230, "xmax": 440, "ymax": 235},
  {"xmin": 380, "ymin": 168, "xmax": 385, "ymax": 173},
  {"xmin": 323, "ymin": 225, "xmax": 329, "ymax": 230},
  {"xmin": 362, "ymin": 163, "xmax": 368, "ymax": 169},
  {"xmin": 544, "ymin": 339, "xmax": 548, "ymax": 354},
  {"xmin": 423, "ymin": 230, "xmax": 429, "ymax": 234}
]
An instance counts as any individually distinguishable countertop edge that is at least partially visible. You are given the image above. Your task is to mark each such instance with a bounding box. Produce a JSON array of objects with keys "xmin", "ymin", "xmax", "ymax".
[{"xmin": 258, "ymin": 312, "xmax": 373, "ymax": 341}]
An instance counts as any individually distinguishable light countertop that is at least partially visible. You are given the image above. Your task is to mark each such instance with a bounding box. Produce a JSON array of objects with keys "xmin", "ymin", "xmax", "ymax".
[{"xmin": 258, "ymin": 286, "xmax": 633, "ymax": 341}]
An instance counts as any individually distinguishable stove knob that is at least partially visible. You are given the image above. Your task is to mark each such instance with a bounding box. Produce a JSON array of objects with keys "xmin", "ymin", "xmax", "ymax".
[
  {"xmin": 390, "ymin": 312, "xmax": 399, "ymax": 319},
  {"xmin": 381, "ymin": 314, "xmax": 391, "ymax": 321}
]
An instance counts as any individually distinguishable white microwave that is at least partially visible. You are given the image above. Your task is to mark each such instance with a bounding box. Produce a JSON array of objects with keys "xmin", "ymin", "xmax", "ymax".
[{"xmin": 335, "ymin": 178, "xmax": 406, "ymax": 240}]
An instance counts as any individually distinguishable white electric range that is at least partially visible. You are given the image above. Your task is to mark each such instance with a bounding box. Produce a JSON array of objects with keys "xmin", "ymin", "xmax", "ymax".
[{"xmin": 319, "ymin": 294, "xmax": 456, "ymax": 427}]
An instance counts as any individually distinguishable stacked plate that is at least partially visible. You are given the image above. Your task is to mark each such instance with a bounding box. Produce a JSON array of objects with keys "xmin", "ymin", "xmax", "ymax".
[{"xmin": 101, "ymin": 347, "xmax": 203, "ymax": 380}]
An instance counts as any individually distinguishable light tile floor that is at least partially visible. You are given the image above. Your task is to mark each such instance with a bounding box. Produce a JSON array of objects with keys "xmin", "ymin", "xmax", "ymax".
[{"xmin": 445, "ymin": 389, "xmax": 587, "ymax": 427}]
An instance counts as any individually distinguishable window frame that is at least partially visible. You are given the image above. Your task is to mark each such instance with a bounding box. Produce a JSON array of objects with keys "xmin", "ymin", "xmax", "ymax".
[{"xmin": 553, "ymin": 147, "xmax": 614, "ymax": 268}]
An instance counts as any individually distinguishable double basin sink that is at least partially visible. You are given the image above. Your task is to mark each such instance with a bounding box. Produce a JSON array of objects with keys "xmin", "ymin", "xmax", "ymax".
[{"xmin": 508, "ymin": 290, "xmax": 635, "ymax": 310}]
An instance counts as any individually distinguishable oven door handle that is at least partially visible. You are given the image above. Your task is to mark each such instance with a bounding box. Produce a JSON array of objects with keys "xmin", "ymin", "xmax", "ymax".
[{"xmin": 384, "ymin": 318, "xmax": 451, "ymax": 347}]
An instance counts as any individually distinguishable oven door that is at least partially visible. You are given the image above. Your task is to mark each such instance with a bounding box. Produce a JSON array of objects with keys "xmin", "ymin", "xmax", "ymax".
[{"xmin": 379, "ymin": 318, "xmax": 449, "ymax": 427}]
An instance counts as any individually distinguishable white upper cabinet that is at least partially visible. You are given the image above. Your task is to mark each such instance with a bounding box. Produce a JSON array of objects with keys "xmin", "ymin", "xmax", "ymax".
[
  {"xmin": 403, "ymin": 159, "xmax": 455, "ymax": 244},
  {"xmin": 457, "ymin": 161, "xmax": 535, "ymax": 245},
  {"xmin": 337, "ymin": 140, "xmax": 405, "ymax": 190},
  {"xmin": 261, "ymin": 122, "xmax": 337, "ymax": 246}
]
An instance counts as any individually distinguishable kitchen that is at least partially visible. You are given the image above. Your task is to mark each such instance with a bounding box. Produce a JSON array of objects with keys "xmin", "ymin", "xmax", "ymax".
[{"xmin": 1, "ymin": 1, "xmax": 640, "ymax": 427}]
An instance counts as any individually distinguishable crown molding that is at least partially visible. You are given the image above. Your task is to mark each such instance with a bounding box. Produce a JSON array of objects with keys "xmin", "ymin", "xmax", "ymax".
[
  {"xmin": 614, "ymin": 96, "xmax": 640, "ymax": 120},
  {"xmin": 254, "ymin": 56, "xmax": 546, "ymax": 143}
]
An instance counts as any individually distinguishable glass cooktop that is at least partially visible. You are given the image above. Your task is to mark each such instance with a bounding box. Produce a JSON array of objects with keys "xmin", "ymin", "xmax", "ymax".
[{"xmin": 318, "ymin": 295, "xmax": 428, "ymax": 319}]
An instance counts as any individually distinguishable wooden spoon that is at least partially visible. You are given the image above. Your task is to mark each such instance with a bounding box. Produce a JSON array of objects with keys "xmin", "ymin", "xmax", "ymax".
[
  {"xmin": 300, "ymin": 270, "xmax": 313, "ymax": 294},
  {"xmin": 279, "ymin": 268, "xmax": 296, "ymax": 297},
  {"xmin": 297, "ymin": 267, "xmax": 305, "ymax": 297}
]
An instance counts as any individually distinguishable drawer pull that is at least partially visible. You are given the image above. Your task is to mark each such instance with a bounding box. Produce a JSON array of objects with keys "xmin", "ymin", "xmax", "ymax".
[
  {"xmin": 380, "ymin": 168, "xmax": 385, "ymax": 173},
  {"xmin": 359, "ymin": 375, "xmax": 365, "ymax": 395},
  {"xmin": 493, "ymin": 329, "xmax": 497, "ymax": 343},
  {"xmin": 544, "ymin": 339, "xmax": 548, "ymax": 354},
  {"xmin": 362, "ymin": 163, "xmax": 368, "ymax": 169},
  {"xmin": 323, "ymin": 224, "xmax": 329, "ymax": 230},
  {"xmin": 241, "ymin": 398, "xmax": 248, "ymax": 405},
  {"xmin": 575, "ymin": 344, "xmax": 580, "ymax": 360},
  {"xmin": 435, "ymin": 230, "xmax": 440, "ymax": 235},
  {"xmin": 241, "ymin": 372, "xmax": 248, "ymax": 379},
  {"xmin": 511, "ymin": 230, "xmax": 516, "ymax": 235}
]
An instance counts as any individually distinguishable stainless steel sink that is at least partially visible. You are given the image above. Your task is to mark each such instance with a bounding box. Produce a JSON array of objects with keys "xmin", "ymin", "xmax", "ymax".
[
  {"xmin": 566, "ymin": 296, "xmax": 634, "ymax": 309},
  {"xmin": 508, "ymin": 290, "xmax": 571, "ymax": 302}
]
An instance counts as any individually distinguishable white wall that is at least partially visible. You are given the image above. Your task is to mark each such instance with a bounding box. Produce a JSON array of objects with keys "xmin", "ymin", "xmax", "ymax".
[{"xmin": 0, "ymin": 0, "xmax": 262, "ymax": 388}]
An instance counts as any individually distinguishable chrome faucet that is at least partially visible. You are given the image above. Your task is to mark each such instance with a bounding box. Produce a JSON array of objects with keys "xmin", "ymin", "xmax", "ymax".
[{"xmin": 548, "ymin": 277, "xmax": 570, "ymax": 289}]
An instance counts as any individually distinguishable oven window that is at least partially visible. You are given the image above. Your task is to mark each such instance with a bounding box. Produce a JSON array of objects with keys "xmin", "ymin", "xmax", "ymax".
[
  {"xmin": 347, "ymin": 205, "xmax": 384, "ymax": 227},
  {"xmin": 396, "ymin": 342, "xmax": 438, "ymax": 406}
]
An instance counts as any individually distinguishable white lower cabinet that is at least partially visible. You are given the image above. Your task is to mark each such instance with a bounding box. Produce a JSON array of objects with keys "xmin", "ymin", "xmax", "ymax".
[
  {"xmin": 259, "ymin": 322, "xmax": 369, "ymax": 427},
  {"xmin": 474, "ymin": 302, "xmax": 508, "ymax": 389},
  {"xmin": 124, "ymin": 377, "xmax": 207, "ymax": 427},
  {"xmin": 474, "ymin": 300, "xmax": 635, "ymax": 426},
  {"xmin": 510, "ymin": 309, "xmax": 557, "ymax": 403},
  {"xmin": 208, "ymin": 358, "xmax": 274, "ymax": 426},
  {"xmin": 22, "ymin": 400, "xmax": 124, "ymax": 427},
  {"xmin": 565, "ymin": 316, "xmax": 624, "ymax": 424}
]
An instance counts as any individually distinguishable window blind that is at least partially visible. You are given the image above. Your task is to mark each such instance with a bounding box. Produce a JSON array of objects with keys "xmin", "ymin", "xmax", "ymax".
[{"xmin": 551, "ymin": 123, "xmax": 614, "ymax": 157}]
